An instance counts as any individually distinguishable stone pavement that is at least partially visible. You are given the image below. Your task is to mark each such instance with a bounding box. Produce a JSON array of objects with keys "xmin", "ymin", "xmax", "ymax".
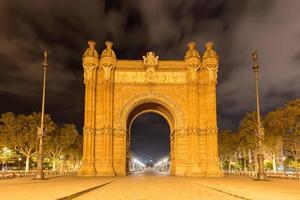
[
  {"xmin": 0, "ymin": 170, "xmax": 300, "ymax": 200},
  {"xmin": 0, "ymin": 176, "xmax": 113, "ymax": 200}
]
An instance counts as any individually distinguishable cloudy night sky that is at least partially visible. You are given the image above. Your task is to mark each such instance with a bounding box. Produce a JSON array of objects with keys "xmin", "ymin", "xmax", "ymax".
[{"xmin": 0, "ymin": 0, "xmax": 299, "ymax": 161}]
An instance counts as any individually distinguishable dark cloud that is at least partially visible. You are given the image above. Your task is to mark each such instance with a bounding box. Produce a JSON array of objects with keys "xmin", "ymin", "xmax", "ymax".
[{"xmin": 0, "ymin": 0, "xmax": 299, "ymax": 134}]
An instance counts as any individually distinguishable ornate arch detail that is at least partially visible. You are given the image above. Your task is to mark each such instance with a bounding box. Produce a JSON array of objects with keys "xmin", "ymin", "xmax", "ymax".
[{"xmin": 117, "ymin": 92, "xmax": 185, "ymax": 131}]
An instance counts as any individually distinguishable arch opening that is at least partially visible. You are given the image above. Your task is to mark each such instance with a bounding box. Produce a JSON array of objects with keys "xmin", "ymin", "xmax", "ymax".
[{"xmin": 125, "ymin": 102, "xmax": 175, "ymax": 175}]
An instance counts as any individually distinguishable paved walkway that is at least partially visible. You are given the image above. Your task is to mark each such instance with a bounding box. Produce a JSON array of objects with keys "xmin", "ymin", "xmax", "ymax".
[
  {"xmin": 0, "ymin": 170, "xmax": 299, "ymax": 200},
  {"xmin": 0, "ymin": 176, "xmax": 112, "ymax": 200}
]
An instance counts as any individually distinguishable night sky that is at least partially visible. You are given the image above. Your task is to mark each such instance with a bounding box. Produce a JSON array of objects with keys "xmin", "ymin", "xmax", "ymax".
[
  {"xmin": 131, "ymin": 113, "xmax": 170, "ymax": 162},
  {"xmin": 0, "ymin": 1, "xmax": 299, "ymax": 160}
]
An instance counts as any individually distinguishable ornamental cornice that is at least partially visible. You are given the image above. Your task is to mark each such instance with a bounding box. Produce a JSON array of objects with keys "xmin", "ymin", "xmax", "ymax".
[
  {"xmin": 115, "ymin": 60, "xmax": 186, "ymax": 71},
  {"xmin": 174, "ymin": 129, "xmax": 188, "ymax": 136},
  {"xmin": 83, "ymin": 127, "xmax": 95, "ymax": 135},
  {"xmin": 113, "ymin": 82, "xmax": 187, "ymax": 86},
  {"xmin": 95, "ymin": 127, "xmax": 114, "ymax": 135}
]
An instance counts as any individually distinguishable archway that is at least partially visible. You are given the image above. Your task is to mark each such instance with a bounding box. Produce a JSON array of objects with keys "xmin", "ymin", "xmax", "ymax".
[
  {"xmin": 79, "ymin": 40, "xmax": 223, "ymax": 177},
  {"xmin": 125, "ymin": 102, "xmax": 175, "ymax": 175},
  {"xmin": 127, "ymin": 105, "xmax": 173, "ymax": 174}
]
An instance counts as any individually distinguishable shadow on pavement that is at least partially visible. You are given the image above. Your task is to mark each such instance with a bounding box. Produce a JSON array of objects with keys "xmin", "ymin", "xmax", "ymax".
[{"xmin": 56, "ymin": 181, "xmax": 113, "ymax": 200}]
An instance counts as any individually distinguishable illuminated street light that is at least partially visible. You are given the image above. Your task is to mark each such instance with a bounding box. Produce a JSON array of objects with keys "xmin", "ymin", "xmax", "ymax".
[
  {"xmin": 36, "ymin": 50, "xmax": 49, "ymax": 180},
  {"xmin": 154, "ymin": 157, "xmax": 170, "ymax": 171},
  {"xmin": 131, "ymin": 157, "xmax": 145, "ymax": 171},
  {"xmin": 1, "ymin": 147, "xmax": 11, "ymax": 170},
  {"xmin": 251, "ymin": 51, "xmax": 267, "ymax": 180}
]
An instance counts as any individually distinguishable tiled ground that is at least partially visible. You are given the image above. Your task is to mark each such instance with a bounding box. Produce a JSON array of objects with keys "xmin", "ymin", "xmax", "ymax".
[{"xmin": 1, "ymin": 170, "xmax": 299, "ymax": 200}]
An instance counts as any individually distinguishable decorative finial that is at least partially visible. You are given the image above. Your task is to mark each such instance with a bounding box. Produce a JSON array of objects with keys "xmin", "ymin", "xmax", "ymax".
[
  {"xmin": 101, "ymin": 40, "xmax": 116, "ymax": 58},
  {"xmin": 43, "ymin": 50, "xmax": 49, "ymax": 67},
  {"xmin": 185, "ymin": 41, "xmax": 200, "ymax": 59},
  {"xmin": 205, "ymin": 41, "xmax": 213, "ymax": 49},
  {"xmin": 252, "ymin": 50, "xmax": 258, "ymax": 62},
  {"xmin": 105, "ymin": 41, "xmax": 113, "ymax": 49},
  {"xmin": 88, "ymin": 40, "xmax": 96, "ymax": 48},
  {"xmin": 202, "ymin": 41, "xmax": 218, "ymax": 60},
  {"xmin": 83, "ymin": 40, "xmax": 99, "ymax": 58},
  {"xmin": 143, "ymin": 51, "xmax": 159, "ymax": 67},
  {"xmin": 252, "ymin": 50, "xmax": 259, "ymax": 71},
  {"xmin": 187, "ymin": 41, "xmax": 196, "ymax": 50}
]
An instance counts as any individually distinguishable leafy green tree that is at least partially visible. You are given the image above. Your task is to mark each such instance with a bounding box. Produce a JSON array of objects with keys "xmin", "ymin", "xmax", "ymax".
[
  {"xmin": 264, "ymin": 99, "xmax": 300, "ymax": 172},
  {"xmin": 0, "ymin": 112, "xmax": 55, "ymax": 171},
  {"xmin": 64, "ymin": 133, "xmax": 83, "ymax": 171},
  {"xmin": 218, "ymin": 130, "xmax": 239, "ymax": 171},
  {"xmin": 287, "ymin": 159, "xmax": 300, "ymax": 170},
  {"xmin": 282, "ymin": 100, "xmax": 300, "ymax": 158},
  {"xmin": 0, "ymin": 147, "xmax": 17, "ymax": 170},
  {"xmin": 238, "ymin": 111, "xmax": 258, "ymax": 171},
  {"xmin": 264, "ymin": 108, "xmax": 286, "ymax": 172},
  {"xmin": 44, "ymin": 124, "xmax": 79, "ymax": 171}
]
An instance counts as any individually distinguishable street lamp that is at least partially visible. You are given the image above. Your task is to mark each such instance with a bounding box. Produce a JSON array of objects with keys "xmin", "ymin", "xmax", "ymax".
[
  {"xmin": 36, "ymin": 50, "xmax": 49, "ymax": 180},
  {"xmin": 251, "ymin": 50, "xmax": 267, "ymax": 180}
]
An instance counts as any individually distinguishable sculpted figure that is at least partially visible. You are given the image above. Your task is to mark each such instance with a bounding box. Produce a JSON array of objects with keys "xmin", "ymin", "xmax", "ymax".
[
  {"xmin": 83, "ymin": 41, "xmax": 99, "ymax": 58},
  {"xmin": 103, "ymin": 64, "xmax": 114, "ymax": 80},
  {"xmin": 185, "ymin": 42, "xmax": 200, "ymax": 59},
  {"xmin": 143, "ymin": 52, "xmax": 159, "ymax": 66},
  {"xmin": 202, "ymin": 42, "xmax": 218, "ymax": 60},
  {"xmin": 83, "ymin": 65, "xmax": 95, "ymax": 84},
  {"xmin": 101, "ymin": 41, "xmax": 116, "ymax": 58}
]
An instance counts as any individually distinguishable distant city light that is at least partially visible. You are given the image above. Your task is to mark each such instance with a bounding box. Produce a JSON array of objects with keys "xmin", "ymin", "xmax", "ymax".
[
  {"xmin": 132, "ymin": 157, "xmax": 145, "ymax": 167},
  {"xmin": 154, "ymin": 157, "xmax": 169, "ymax": 168}
]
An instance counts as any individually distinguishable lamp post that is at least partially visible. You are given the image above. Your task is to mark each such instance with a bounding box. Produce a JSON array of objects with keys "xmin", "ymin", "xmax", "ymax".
[
  {"xmin": 36, "ymin": 50, "xmax": 49, "ymax": 179},
  {"xmin": 251, "ymin": 51, "xmax": 267, "ymax": 180}
]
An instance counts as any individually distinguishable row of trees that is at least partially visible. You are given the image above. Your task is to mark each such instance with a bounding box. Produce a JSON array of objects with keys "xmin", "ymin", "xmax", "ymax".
[
  {"xmin": 0, "ymin": 112, "xmax": 82, "ymax": 171},
  {"xmin": 219, "ymin": 99, "xmax": 300, "ymax": 172}
]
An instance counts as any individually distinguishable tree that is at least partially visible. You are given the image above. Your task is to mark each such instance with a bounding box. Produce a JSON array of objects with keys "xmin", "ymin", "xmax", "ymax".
[
  {"xmin": 282, "ymin": 100, "xmax": 300, "ymax": 158},
  {"xmin": 264, "ymin": 108, "xmax": 286, "ymax": 172},
  {"xmin": 0, "ymin": 147, "xmax": 17, "ymax": 170},
  {"xmin": 264, "ymin": 99, "xmax": 300, "ymax": 172},
  {"xmin": 238, "ymin": 111, "xmax": 258, "ymax": 171},
  {"xmin": 44, "ymin": 124, "xmax": 79, "ymax": 171},
  {"xmin": 218, "ymin": 130, "xmax": 239, "ymax": 171},
  {"xmin": 0, "ymin": 112, "xmax": 55, "ymax": 171},
  {"xmin": 64, "ymin": 133, "xmax": 83, "ymax": 171}
]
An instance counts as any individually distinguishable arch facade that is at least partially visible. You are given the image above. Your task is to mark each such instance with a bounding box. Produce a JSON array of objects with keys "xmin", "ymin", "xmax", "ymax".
[{"xmin": 79, "ymin": 40, "xmax": 223, "ymax": 177}]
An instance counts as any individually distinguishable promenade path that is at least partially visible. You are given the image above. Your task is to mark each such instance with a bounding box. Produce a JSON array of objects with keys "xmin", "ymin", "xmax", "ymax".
[{"xmin": 0, "ymin": 169, "xmax": 299, "ymax": 200}]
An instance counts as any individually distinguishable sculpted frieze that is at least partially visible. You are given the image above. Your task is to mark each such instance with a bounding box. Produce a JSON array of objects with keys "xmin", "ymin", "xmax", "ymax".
[{"xmin": 114, "ymin": 71, "xmax": 186, "ymax": 83}]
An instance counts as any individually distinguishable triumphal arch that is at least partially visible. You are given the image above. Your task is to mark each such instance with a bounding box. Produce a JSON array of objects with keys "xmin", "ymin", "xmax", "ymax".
[{"xmin": 79, "ymin": 40, "xmax": 223, "ymax": 177}]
